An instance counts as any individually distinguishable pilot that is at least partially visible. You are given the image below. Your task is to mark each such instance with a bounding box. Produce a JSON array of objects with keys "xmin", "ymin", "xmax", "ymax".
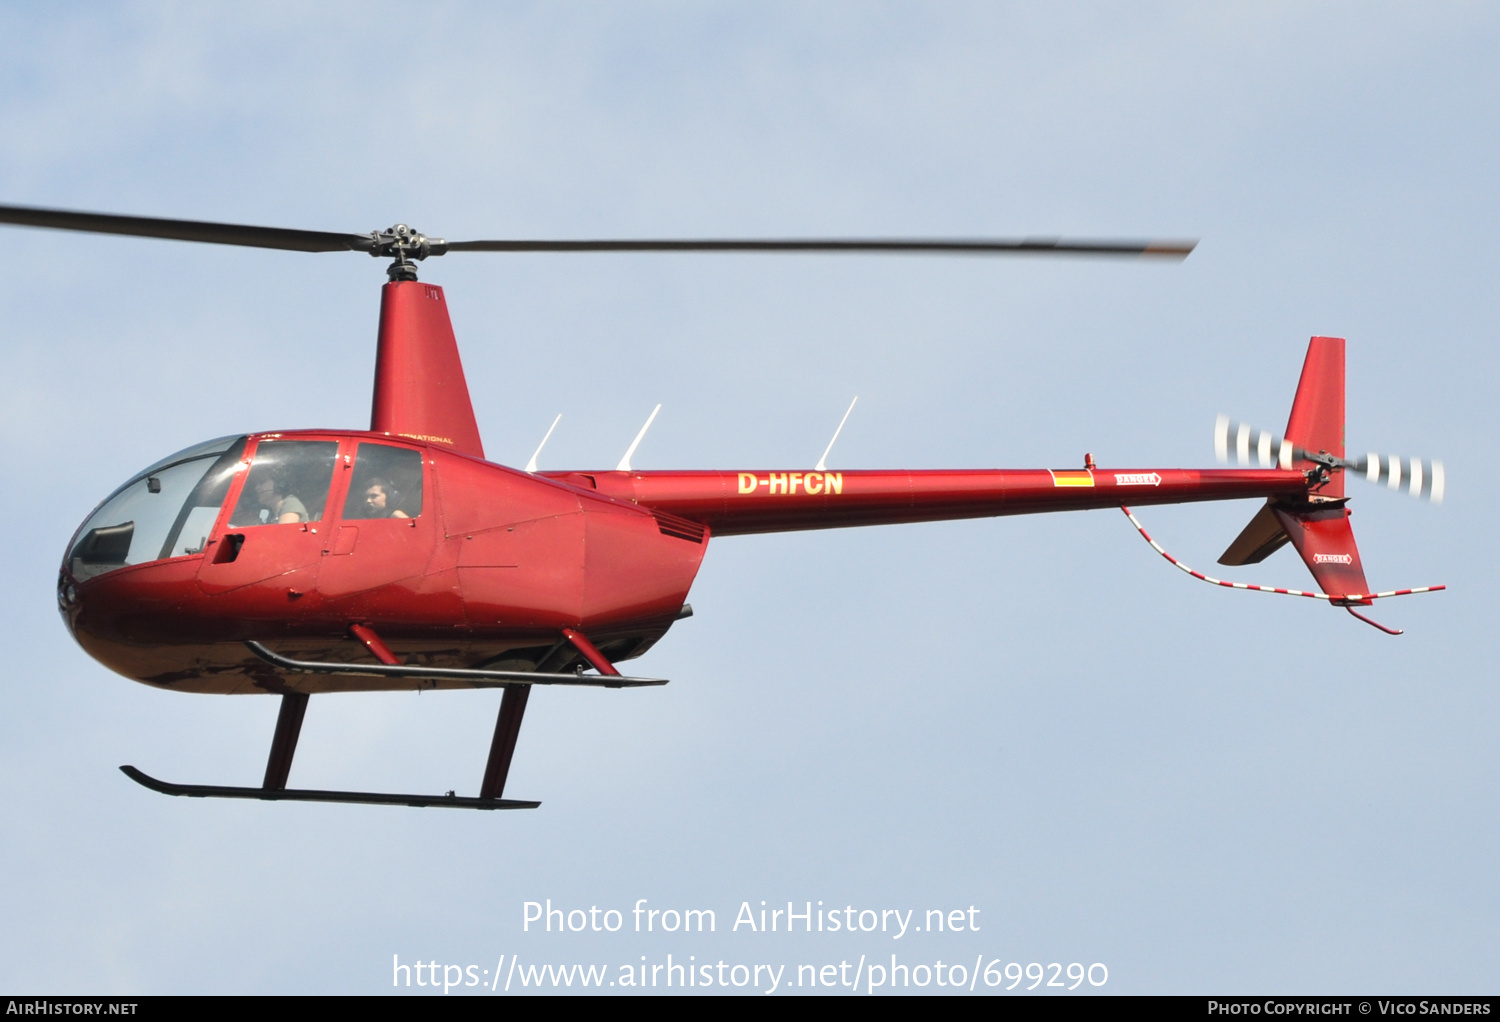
[
  {"xmin": 363, "ymin": 478, "xmax": 410, "ymax": 519},
  {"xmin": 254, "ymin": 472, "xmax": 308, "ymax": 525}
]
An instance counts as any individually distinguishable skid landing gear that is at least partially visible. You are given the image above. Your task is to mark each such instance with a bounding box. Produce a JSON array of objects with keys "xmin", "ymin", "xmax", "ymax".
[{"xmin": 121, "ymin": 628, "xmax": 664, "ymax": 811}]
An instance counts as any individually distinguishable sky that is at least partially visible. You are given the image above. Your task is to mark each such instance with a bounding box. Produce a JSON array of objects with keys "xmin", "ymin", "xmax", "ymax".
[{"xmin": 0, "ymin": 2, "xmax": 1495, "ymax": 996}]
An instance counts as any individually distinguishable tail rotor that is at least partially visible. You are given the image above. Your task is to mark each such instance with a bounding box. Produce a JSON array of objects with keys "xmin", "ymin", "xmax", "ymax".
[
  {"xmin": 1149, "ymin": 335, "xmax": 1448, "ymax": 634},
  {"xmin": 1214, "ymin": 414, "xmax": 1444, "ymax": 503}
]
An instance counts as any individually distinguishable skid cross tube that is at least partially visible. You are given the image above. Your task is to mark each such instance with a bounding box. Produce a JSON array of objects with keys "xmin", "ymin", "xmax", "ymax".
[{"xmin": 245, "ymin": 640, "xmax": 667, "ymax": 688}]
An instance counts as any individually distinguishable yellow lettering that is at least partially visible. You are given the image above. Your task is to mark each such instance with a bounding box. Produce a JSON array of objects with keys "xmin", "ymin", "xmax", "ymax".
[
  {"xmin": 738, "ymin": 472, "xmax": 757, "ymax": 494},
  {"xmin": 789, "ymin": 472, "xmax": 803, "ymax": 494},
  {"xmin": 768, "ymin": 473, "xmax": 788, "ymax": 495},
  {"xmin": 826, "ymin": 472, "xmax": 843, "ymax": 495},
  {"xmin": 805, "ymin": 472, "xmax": 823, "ymax": 495}
]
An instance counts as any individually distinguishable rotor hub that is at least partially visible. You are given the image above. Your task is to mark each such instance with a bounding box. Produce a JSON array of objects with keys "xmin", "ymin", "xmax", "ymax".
[{"xmin": 366, "ymin": 223, "xmax": 449, "ymax": 282}]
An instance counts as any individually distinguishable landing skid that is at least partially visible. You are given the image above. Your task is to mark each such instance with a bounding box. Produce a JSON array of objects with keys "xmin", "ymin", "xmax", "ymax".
[
  {"xmin": 121, "ymin": 626, "xmax": 644, "ymax": 811},
  {"xmin": 120, "ymin": 765, "xmax": 539, "ymax": 810}
]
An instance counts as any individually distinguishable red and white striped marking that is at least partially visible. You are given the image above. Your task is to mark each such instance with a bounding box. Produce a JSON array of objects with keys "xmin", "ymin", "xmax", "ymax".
[{"xmin": 1120, "ymin": 506, "xmax": 1444, "ymax": 603}]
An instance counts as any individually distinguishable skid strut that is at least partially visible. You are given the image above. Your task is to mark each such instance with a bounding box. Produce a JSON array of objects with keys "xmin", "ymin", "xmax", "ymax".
[
  {"xmin": 477, "ymin": 626, "xmax": 627, "ymax": 799},
  {"xmin": 262, "ymin": 692, "xmax": 308, "ymax": 791},
  {"xmin": 480, "ymin": 687, "xmax": 531, "ymax": 799}
]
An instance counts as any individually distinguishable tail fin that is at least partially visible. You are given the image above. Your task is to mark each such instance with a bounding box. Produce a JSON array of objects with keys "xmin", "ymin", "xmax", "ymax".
[
  {"xmin": 1221, "ymin": 498, "xmax": 1374, "ymax": 603},
  {"xmin": 1270, "ymin": 503, "xmax": 1372, "ymax": 605},
  {"xmin": 1284, "ymin": 335, "xmax": 1345, "ymax": 498},
  {"xmin": 1276, "ymin": 335, "xmax": 1372, "ymax": 603},
  {"xmin": 1140, "ymin": 334, "xmax": 1441, "ymax": 632},
  {"xmin": 1221, "ymin": 336, "xmax": 1371, "ymax": 602}
]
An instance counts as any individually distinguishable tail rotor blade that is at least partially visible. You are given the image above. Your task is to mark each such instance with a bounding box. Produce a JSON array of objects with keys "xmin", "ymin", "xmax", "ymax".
[
  {"xmin": 1214, "ymin": 414, "xmax": 1230, "ymax": 464},
  {"xmin": 1213, "ymin": 417, "xmax": 1443, "ymax": 503},
  {"xmin": 1348, "ymin": 453, "xmax": 1445, "ymax": 504},
  {"xmin": 1214, "ymin": 417, "xmax": 1296, "ymax": 469}
]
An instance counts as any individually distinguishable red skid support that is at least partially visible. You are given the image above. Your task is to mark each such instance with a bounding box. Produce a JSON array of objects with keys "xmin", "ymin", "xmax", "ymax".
[
  {"xmin": 350, "ymin": 623, "xmax": 400, "ymax": 665},
  {"xmin": 561, "ymin": 628, "xmax": 621, "ymax": 676}
]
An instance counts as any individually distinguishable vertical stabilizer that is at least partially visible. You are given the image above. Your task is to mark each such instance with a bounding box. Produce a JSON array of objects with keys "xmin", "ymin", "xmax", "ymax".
[
  {"xmin": 1270, "ymin": 504, "xmax": 1373, "ymax": 603},
  {"xmin": 1284, "ymin": 336, "xmax": 1345, "ymax": 497},
  {"xmin": 371, "ymin": 281, "xmax": 485, "ymax": 458}
]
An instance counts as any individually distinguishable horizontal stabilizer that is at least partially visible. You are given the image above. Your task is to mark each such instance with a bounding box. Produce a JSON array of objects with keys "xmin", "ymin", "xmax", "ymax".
[{"xmin": 1219, "ymin": 501, "xmax": 1292, "ymax": 565}]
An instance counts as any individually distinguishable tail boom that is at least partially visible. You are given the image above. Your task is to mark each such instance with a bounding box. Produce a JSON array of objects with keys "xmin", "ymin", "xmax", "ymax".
[{"xmin": 561, "ymin": 467, "xmax": 1310, "ymax": 536}]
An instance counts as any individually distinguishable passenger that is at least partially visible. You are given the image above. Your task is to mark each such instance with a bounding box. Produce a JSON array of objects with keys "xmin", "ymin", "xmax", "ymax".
[
  {"xmin": 362, "ymin": 478, "xmax": 410, "ymax": 519},
  {"xmin": 254, "ymin": 472, "xmax": 308, "ymax": 524}
]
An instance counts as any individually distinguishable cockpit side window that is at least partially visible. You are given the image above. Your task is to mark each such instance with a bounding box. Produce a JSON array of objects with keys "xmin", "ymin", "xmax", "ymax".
[
  {"xmin": 158, "ymin": 438, "xmax": 248, "ymax": 559},
  {"xmin": 341, "ymin": 443, "xmax": 424, "ymax": 520},
  {"xmin": 227, "ymin": 440, "xmax": 339, "ymax": 528}
]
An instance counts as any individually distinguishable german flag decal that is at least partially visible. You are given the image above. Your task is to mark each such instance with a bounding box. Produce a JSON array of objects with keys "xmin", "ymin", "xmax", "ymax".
[{"xmin": 1048, "ymin": 469, "xmax": 1095, "ymax": 487}]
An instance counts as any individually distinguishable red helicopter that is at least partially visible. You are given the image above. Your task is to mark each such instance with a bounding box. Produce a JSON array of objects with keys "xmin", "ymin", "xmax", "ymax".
[{"xmin": 14, "ymin": 204, "xmax": 1443, "ymax": 811}]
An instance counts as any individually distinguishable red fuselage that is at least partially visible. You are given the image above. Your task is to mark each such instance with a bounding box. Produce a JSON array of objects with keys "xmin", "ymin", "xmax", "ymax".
[{"xmin": 59, "ymin": 428, "xmax": 1311, "ymax": 695}]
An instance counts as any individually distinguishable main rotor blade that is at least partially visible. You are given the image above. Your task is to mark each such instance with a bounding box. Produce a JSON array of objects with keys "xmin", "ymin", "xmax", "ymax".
[
  {"xmin": 444, "ymin": 237, "xmax": 1196, "ymax": 258},
  {"xmin": 0, "ymin": 203, "xmax": 374, "ymax": 253},
  {"xmin": 0, "ymin": 203, "xmax": 1197, "ymax": 261}
]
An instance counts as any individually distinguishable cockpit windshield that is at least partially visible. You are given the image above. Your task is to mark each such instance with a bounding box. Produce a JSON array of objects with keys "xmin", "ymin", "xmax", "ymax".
[{"xmin": 67, "ymin": 436, "xmax": 247, "ymax": 581}]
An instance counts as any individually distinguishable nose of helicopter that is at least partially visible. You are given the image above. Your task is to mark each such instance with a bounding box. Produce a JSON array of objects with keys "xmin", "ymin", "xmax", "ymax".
[
  {"xmin": 56, "ymin": 569, "xmax": 81, "ymax": 628},
  {"xmin": 55, "ymin": 552, "xmax": 228, "ymax": 691},
  {"xmin": 58, "ymin": 434, "xmax": 248, "ymax": 643},
  {"xmin": 56, "ymin": 554, "xmax": 203, "ymax": 642}
]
